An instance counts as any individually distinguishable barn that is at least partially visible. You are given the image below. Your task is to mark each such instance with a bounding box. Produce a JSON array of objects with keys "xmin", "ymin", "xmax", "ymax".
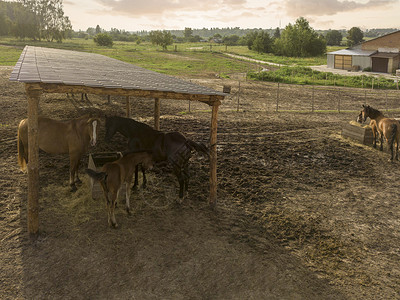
[{"xmin": 327, "ymin": 30, "xmax": 400, "ymax": 74}]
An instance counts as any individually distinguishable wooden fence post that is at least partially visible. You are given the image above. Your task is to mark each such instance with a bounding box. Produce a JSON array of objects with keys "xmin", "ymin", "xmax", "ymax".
[
  {"xmin": 25, "ymin": 83, "xmax": 42, "ymax": 237},
  {"xmin": 154, "ymin": 98, "xmax": 160, "ymax": 130},
  {"xmin": 237, "ymin": 81, "xmax": 240, "ymax": 112},
  {"xmin": 312, "ymin": 86, "xmax": 315, "ymax": 113},
  {"xmin": 209, "ymin": 100, "xmax": 221, "ymax": 208},
  {"xmin": 276, "ymin": 82, "xmax": 280, "ymax": 112}
]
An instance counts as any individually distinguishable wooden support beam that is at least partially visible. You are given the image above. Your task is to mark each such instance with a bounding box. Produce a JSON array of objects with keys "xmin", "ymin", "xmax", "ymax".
[
  {"xmin": 25, "ymin": 84, "xmax": 42, "ymax": 237},
  {"xmin": 126, "ymin": 96, "xmax": 130, "ymax": 118},
  {"xmin": 209, "ymin": 100, "xmax": 221, "ymax": 208},
  {"xmin": 154, "ymin": 98, "xmax": 160, "ymax": 130}
]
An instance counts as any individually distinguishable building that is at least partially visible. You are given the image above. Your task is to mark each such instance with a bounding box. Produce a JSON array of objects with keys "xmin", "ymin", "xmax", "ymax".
[{"xmin": 327, "ymin": 30, "xmax": 400, "ymax": 74}]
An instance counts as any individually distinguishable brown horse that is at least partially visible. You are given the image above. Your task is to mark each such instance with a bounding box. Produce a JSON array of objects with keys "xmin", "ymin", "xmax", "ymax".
[
  {"xmin": 360, "ymin": 105, "xmax": 400, "ymax": 161},
  {"xmin": 357, "ymin": 110, "xmax": 379, "ymax": 148},
  {"xmin": 18, "ymin": 115, "xmax": 100, "ymax": 191},
  {"xmin": 86, "ymin": 151, "xmax": 154, "ymax": 228}
]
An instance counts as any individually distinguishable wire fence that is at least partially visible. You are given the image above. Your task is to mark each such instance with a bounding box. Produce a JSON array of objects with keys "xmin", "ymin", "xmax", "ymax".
[{"xmin": 215, "ymin": 80, "xmax": 400, "ymax": 115}]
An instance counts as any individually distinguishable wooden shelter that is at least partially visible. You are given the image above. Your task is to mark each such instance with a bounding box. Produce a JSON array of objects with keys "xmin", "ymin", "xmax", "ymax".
[{"xmin": 10, "ymin": 46, "xmax": 225, "ymax": 236}]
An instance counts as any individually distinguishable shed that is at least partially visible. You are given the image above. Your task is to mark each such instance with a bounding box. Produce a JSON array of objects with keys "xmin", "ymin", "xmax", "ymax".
[
  {"xmin": 327, "ymin": 49, "xmax": 376, "ymax": 71},
  {"xmin": 10, "ymin": 46, "xmax": 226, "ymax": 236}
]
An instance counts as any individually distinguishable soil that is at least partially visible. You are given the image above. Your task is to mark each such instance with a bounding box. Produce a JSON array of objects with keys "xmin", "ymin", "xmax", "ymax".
[{"xmin": 1, "ymin": 65, "xmax": 400, "ymax": 299}]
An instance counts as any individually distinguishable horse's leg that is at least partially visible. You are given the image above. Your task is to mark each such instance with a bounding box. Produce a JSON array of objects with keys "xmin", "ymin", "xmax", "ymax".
[
  {"xmin": 380, "ymin": 133, "xmax": 384, "ymax": 151},
  {"xmin": 141, "ymin": 165, "xmax": 147, "ymax": 189},
  {"xmin": 131, "ymin": 165, "xmax": 139, "ymax": 190},
  {"xmin": 125, "ymin": 182, "xmax": 132, "ymax": 215},
  {"xmin": 175, "ymin": 169, "xmax": 185, "ymax": 200},
  {"xmin": 108, "ymin": 191, "xmax": 118, "ymax": 228},
  {"xmin": 69, "ymin": 154, "xmax": 80, "ymax": 191},
  {"xmin": 183, "ymin": 162, "xmax": 189, "ymax": 194}
]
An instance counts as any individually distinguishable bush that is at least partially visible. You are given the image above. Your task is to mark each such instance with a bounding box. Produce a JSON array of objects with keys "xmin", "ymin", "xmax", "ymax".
[{"xmin": 93, "ymin": 33, "xmax": 113, "ymax": 47}]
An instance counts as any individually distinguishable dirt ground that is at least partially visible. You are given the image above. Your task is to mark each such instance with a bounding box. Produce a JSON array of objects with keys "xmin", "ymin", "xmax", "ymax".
[{"xmin": 1, "ymin": 65, "xmax": 400, "ymax": 299}]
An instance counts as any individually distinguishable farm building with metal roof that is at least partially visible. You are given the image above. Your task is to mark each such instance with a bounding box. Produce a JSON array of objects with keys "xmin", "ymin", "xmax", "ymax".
[{"xmin": 327, "ymin": 30, "xmax": 400, "ymax": 74}]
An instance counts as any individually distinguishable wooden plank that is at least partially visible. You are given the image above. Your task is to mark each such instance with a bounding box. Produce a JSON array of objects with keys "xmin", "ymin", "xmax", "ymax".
[{"xmin": 25, "ymin": 83, "xmax": 42, "ymax": 237}]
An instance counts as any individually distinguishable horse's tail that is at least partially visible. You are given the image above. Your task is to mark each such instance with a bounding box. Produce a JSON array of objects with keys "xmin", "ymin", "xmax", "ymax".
[
  {"xmin": 17, "ymin": 122, "xmax": 27, "ymax": 172},
  {"xmin": 390, "ymin": 123, "xmax": 397, "ymax": 148},
  {"xmin": 186, "ymin": 140, "xmax": 209, "ymax": 157},
  {"xmin": 86, "ymin": 168, "xmax": 107, "ymax": 181}
]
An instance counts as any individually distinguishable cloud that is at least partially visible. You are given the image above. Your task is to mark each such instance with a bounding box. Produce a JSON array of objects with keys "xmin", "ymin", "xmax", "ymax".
[
  {"xmin": 93, "ymin": 0, "xmax": 250, "ymax": 16},
  {"xmin": 283, "ymin": 0, "xmax": 397, "ymax": 16}
]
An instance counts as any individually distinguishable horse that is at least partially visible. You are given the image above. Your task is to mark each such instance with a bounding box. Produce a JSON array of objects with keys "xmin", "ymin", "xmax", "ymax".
[
  {"xmin": 105, "ymin": 116, "xmax": 209, "ymax": 199},
  {"xmin": 359, "ymin": 105, "xmax": 400, "ymax": 161},
  {"xmin": 86, "ymin": 151, "xmax": 154, "ymax": 228},
  {"xmin": 357, "ymin": 110, "xmax": 379, "ymax": 148},
  {"xmin": 18, "ymin": 115, "xmax": 100, "ymax": 191}
]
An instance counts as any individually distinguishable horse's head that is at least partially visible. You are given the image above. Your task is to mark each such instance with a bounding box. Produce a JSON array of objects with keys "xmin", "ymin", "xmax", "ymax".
[
  {"xmin": 361, "ymin": 105, "xmax": 371, "ymax": 122},
  {"xmin": 105, "ymin": 117, "xmax": 116, "ymax": 143},
  {"xmin": 357, "ymin": 110, "xmax": 363, "ymax": 123},
  {"xmin": 87, "ymin": 118, "xmax": 100, "ymax": 147}
]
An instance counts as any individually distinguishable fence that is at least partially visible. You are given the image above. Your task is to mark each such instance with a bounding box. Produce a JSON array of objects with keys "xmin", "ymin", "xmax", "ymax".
[{"xmin": 212, "ymin": 80, "xmax": 400, "ymax": 115}]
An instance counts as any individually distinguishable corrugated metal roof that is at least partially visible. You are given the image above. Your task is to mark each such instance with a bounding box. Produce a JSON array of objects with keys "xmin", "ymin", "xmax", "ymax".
[
  {"xmin": 327, "ymin": 49, "xmax": 377, "ymax": 56},
  {"xmin": 10, "ymin": 46, "xmax": 226, "ymax": 97}
]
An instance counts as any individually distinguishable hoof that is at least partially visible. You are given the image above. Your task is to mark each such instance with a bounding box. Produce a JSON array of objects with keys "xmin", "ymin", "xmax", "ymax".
[
  {"xmin": 75, "ymin": 178, "xmax": 82, "ymax": 185},
  {"xmin": 126, "ymin": 208, "xmax": 131, "ymax": 215},
  {"xmin": 131, "ymin": 185, "xmax": 138, "ymax": 191},
  {"xmin": 70, "ymin": 185, "xmax": 77, "ymax": 192}
]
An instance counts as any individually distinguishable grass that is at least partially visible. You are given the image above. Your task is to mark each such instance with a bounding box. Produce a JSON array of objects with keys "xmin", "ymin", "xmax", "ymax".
[{"xmin": 249, "ymin": 66, "xmax": 398, "ymax": 90}]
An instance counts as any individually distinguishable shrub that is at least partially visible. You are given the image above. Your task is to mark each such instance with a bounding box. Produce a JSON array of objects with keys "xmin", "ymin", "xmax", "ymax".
[{"xmin": 93, "ymin": 33, "xmax": 113, "ymax": 47}]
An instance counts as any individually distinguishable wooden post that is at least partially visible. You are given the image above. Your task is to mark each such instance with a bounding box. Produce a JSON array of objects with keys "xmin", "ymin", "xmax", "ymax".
[
  {"xmin": 125, "ymin": 96, "xmax": 130, "ymax": 118},
  {"xmin": 209, "ymin": 100, "xmax": 220, "ymax": 208},
  {"xmin": 276, "ymin": 82, "xmax": 280, "ymax": 112},
  {"xmin": 312, "ymin": 86, "xmax": 315, "ymax": 113},
  {"xmin": 237, "ymin": 81, "xmax": 240, "ymax": 112},
  {"xmin": 25, "ymin": 84, "xmax": 42, "ymax": 237},
  {"xmin": 154, "ymin": 98, "xmax": 160, "ymax": 130}
]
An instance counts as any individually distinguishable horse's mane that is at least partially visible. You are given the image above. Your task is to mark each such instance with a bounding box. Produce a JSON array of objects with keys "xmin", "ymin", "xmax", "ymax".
[{"xmin": 365, "ymin": 105, "xmax": 384, "ymax": 118}]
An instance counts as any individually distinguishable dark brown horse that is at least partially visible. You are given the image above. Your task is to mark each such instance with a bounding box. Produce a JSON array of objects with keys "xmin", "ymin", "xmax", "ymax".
[
  {"xmin": 18, "ymin": 115, "xmax": 100, "ymax": 191},
  {"xmin": 357, "ymin": 110, "xmax": 379, "ymax": 148},
  {"xmin": 105, "ymin": 116, "xmax": 209, "ymax": 199},
  {"xmin": 86, "ymin": 151, "xmax": 154, "ymax": 228},
  {"xmin": 360, "ymin": 105, "xmax": 400, "ymax": 161}
]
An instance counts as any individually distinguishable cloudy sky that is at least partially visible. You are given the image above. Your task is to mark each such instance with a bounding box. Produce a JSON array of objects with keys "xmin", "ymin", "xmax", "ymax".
[{"xmin": 63, "ymin": 0, "xmax": 400, "ymax": 31}]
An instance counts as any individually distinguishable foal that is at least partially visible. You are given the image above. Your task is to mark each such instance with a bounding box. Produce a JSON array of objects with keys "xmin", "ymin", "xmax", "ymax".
[
  {"xmin": 86, "ymin": 151, "xmax": 153, "ymax": 228},
  {"xmin": 357, "ymin": 110, "xmax": 379, "ymax": 148}
]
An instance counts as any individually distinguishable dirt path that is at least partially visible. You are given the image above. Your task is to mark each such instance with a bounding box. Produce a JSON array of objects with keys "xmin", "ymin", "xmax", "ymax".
[{"xmin": 1, "ymin": 67, "xmax": 399, "ymax": 299}]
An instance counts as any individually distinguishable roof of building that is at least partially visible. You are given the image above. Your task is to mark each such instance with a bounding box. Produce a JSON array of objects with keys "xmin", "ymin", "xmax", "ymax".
[
  {"xmin": 370, "ymin": 52, "xmax": 400, "ymax": 58},
  {"xmin": 10, "ymin": 46, "xmax": 226, "ymax": 100},
  {"xmin": 327, "ymin": 49, "xmax": 377, "ymax": 56}
]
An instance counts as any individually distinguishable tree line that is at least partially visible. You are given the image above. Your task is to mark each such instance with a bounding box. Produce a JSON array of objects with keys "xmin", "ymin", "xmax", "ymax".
[{"xmin": 0, "ymin": 0, "xmax": 71, "ymax": 42}]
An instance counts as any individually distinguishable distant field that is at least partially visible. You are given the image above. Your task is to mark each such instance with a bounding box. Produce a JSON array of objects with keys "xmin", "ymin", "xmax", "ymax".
[{"xmin": 0, "ymin": 37, "xmax": 335, "ymax": 76}]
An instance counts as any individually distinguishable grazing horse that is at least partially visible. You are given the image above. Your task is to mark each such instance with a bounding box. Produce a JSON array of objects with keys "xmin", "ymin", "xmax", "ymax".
[
  {"xmin": 357, "ymin": 110, "xmax": 379, "ymax": 148},
  {"xmin": 18, "ymin": 115, "xmax": 100, "ymax": 191},
  {"xmin": 360, "ymin": 105, "xmax": 400, "ymax": 161},
  {"xmin": 105, "ymin": 116, "xmax": 209, "ymax": 199},
  {"xmin": 86, "ymin": 151, "xmax": 154, "ymax": 228}
]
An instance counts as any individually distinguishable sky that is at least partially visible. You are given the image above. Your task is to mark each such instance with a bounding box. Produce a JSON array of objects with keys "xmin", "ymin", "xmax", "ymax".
[{"xmin": 63, "ymin": 0, "xmax": 400, "ymax": 32}]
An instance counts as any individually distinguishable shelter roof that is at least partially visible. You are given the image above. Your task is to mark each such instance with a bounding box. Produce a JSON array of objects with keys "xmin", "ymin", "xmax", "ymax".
[
  {"xmin": 327, "ymin": 49, "xmax": 377, "ymax": 56},
  {"xmin": 10, "ymin": 46, "xmax": 225, "ymax": 102}
]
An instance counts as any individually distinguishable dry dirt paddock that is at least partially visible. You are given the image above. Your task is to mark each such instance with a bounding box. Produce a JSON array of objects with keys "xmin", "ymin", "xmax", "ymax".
[{"xmin": 1, "ymin": 66, "xmax": 400, "ymax": 299}]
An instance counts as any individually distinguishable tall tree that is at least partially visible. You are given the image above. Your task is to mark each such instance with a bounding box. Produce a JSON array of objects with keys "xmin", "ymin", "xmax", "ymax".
[
  {"xmin": 273, "ymin": 17, "xmax": 326, "ymax": 57},
  {"xmin": 184, "ymin": 27, "xmax": 193, "ymax": 41},
  {"xmin": 347, "ymin": 27, "xmax": 364, "ymax": 47}
]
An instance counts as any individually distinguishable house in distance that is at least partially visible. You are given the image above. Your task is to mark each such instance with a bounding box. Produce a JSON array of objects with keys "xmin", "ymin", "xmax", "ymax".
[{"xmin": 327, "ymin": 30, "xmax": 400, "ymax": 74}]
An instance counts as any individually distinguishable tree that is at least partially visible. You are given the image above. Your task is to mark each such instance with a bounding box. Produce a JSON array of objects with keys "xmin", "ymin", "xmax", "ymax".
[
  {"xmin": 95, "ymin": 24, "xmax": 101, "ymax": 34},
  {"xmin": 184, "ymin": 27, "xmax": 193, "ymax": 41},
  {"xmin": 149, "ymin": 30, "xmax": 173, "ymax": 50},
  {"xmin": 94, "ymin": 33, "xmax": 113, "ymax": 46},
  {"xmin": 326, "ymin": 30, "xmax": 342, "ymax": 46},
  {"xmin": 273, "ymin": 17, "xmax": 326, "ymax": 57},
  {"xmin": 252, "ymin": 31, "xmax": 273, "ymax": 53},
  {"xmin": 347, "ymin": 27, "xmax": 363, "ymax": 47},
  {"xmin": 22, "ymin": 0, "xmax": 72, "ymax": 42},
  {"xmin": 273, "ymin": 27, "xmax": 280, "ymax": 39},
  {"xmin": 223, "ymin": 34, "xmax": 240, "ymax": 46}
]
